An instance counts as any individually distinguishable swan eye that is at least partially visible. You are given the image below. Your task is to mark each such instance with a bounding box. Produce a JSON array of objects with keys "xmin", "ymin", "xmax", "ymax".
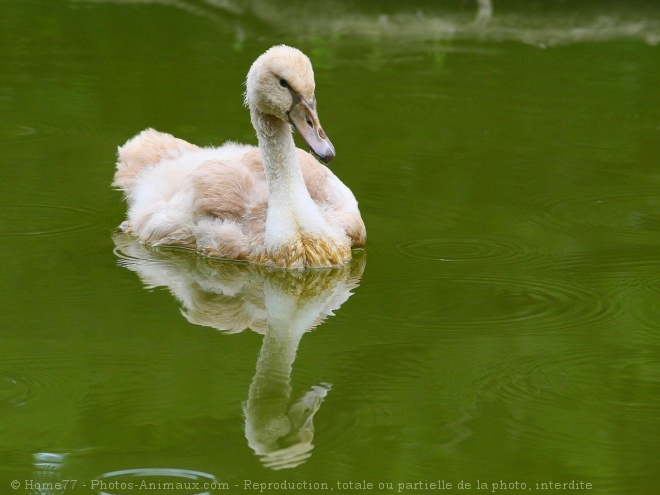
[{"xmin": 279, "ymin": 78, "xmax": 289, "ymax": 88}]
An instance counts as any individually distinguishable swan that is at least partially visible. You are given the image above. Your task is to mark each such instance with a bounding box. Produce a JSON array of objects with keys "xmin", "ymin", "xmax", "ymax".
[{"xmin": 113, "ymin": 45, "xmax": 365, "ymax": 268}]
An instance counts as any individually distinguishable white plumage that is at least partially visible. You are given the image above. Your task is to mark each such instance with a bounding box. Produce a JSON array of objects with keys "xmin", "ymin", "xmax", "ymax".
[{"xmin": 114, "ymin": 45, "xmax": 365, "ymax": 268}]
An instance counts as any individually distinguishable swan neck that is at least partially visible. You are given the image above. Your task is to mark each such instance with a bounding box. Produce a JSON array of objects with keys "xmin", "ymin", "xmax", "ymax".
[
  {"xmin": 250, "ymin": 108, "xmax": 346, "ymax": 269},
  {"xmin": 251, "ymin": 109, "xmax": 305, "ymax": 197}
]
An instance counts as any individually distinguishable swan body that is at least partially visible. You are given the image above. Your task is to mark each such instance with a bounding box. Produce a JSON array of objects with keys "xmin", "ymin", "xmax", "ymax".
[{"xmin": 114, "ymin": 45, "xmax": 365, "ymax": 268}]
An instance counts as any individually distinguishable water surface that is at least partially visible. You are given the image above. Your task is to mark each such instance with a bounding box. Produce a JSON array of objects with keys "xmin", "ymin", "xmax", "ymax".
[{"xmin": 1, "ymin": 1, "xmax": 659, "ymax": 494}]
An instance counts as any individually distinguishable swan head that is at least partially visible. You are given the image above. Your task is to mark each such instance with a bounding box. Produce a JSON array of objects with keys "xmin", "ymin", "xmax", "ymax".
[{"xmin": 245, "ymin": 45, "xmax": 335, "ymax": 164}]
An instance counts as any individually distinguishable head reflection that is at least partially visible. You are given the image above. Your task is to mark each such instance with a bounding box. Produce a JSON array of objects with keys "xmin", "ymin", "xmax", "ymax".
[{"xmin": 113, "ymin": 233, "xmax": 365, "ymax": 470}]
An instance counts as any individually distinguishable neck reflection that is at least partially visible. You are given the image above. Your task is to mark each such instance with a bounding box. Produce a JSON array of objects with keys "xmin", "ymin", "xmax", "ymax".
[{"xmin": 113, "ymin": 233, "xmax": 365, "ymax": 470}]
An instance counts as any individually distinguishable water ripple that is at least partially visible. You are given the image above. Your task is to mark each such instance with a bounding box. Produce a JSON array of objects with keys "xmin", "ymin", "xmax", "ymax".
[
  {"xmin": 526, "ymin": 189, "xmax": 660, "ymax": 243},
  {"xmin": 112, "ymin": 231, "xmax": 198, "ymax": 266},
  {"xmin": 0, "ymin": 123, "xmax": 70, "ymax": 145},
  {"xmin": 473, "ymin": 349, "xmax": 660, "ymax": 473},
  {"xmin": 541, "ymin": 248, "xmax": 659, "ymax": 337},
  {"xmin": 473, "ymin": 348, "xmax": 603, "ymax": 407},
  {"xmin": 395, "ymin": 237, "xmax": 541, "ymax": 264},
  {"xmin": 0, "ymin": 363, "xmax": 75, "ymax": 408},
  {"xmin": 362, "ymin": 275, "xmax": 616, "ymax": 334},
  {"xmin": 0, "ymin": 372, "xmax": 32, "ymax": 407},
  {"xmin": 0, "ymin": 120, "xmax": 128, "ymax": 145},
  {"xmin": 635, "ymin": 274, "xmax": 660, "ymax": 296},
  {"xmin": 95, "ymin": 468, "xmax": 218, "ymax": 495},
  {"xmin": 625, "ymin": 293, "xmax": 659, "ymax": 341},
  {"xmin": 474, "ymin": 338, "xmax": 660, "ymax": 413},
  {"xmin": 544, "ymin": 247, "xmax": 659, "ymax": 275},
  {"xmin": 0, "ymin": 203, "xmax": 100, "ymax": 238}
]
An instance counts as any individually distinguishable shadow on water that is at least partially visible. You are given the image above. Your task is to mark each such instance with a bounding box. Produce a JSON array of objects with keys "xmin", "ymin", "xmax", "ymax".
[{"xmin": 113, "ymin": 232, "xmax": 366, "ymax": 471}]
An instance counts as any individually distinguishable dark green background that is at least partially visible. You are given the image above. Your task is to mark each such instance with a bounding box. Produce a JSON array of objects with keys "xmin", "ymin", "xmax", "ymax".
[{"xmin": 1, "ymin": 1, "xmax": 659, "ymax": 494}]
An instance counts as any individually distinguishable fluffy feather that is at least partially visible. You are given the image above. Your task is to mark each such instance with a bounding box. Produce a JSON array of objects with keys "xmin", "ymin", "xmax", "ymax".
[{"xmin": 114, "ymin": 45, "xmax": 365, "ymax": 268}]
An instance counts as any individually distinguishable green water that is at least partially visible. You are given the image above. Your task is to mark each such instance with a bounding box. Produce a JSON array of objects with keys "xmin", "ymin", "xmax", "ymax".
[{"xmin": 1, "ymin": 1, "xmax": 659, "ymax": 494}]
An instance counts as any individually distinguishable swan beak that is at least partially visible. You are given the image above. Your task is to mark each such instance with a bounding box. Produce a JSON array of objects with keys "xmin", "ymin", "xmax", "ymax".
[{"xmin": 288, "ymin": 99, "xmax": 335, "ymax": 164}]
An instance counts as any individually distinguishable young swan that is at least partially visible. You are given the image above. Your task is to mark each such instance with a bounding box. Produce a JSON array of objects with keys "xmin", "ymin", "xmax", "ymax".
[{"xmin": 113, "ymin": 45, "xmax": 365, "ymax": 268}]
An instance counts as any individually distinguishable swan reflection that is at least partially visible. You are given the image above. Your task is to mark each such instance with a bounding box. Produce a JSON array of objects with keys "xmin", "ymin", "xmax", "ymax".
[{"xmin": 113, "ymin": 233, "xmax": 365, "ymax": 469}]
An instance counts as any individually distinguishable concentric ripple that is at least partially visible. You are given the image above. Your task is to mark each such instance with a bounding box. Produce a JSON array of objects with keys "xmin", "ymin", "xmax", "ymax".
[
  {"xmin": 96, "ymin": 468, "xmax": 219, "ymax": 495},
  {"xmin": 0, "ymin": 203, "xmax": 99, "ymax": 238},
  {"xmin": 473, "ymin": 340, "xmax": 660, "ymax": 415},
  {"xmin": 0, "ymin": 372, "xmax": 32, "ymax": 407},
  {"xmin": 0, "ymin": 361, "xmax": 77, "ymax": 408},
  {"xmin": 526, "ymin": 189, "xmax": 660, "ymax": 242},
  {"xmin": 543, "ymin": 246, "xmax": 660, "ymax": 281},
  {"xmin": 0, "ymin": 123, "xmax": 61, "ymax": 144},
  {"xmin": 395, "ymin": 237, "xmax": 541, "ymax": 264},
  {"xmin": 112, "ymin": 231, "xmax": 198, "ymax": 265},
  {"xmin": 625, "ymin": 293, "xmax": 660, "ymax": 341},
  {"xmin": 540, "ymin": 247, "xmax": 659, "ymax": 337},
  {"xmin": 0, "ymin": 342, "xmax": 93, "ymax": 411},
  {"xmin": 473, "ymin": 348, "xmax": 604, "ymax": 406},
  {"xmin": 362, "ymin": 275, "xmax": 615, "ymax": 334},
  {"xmin": 472, "ymin": 347, "xmax": 660, "ymax": 475},
  {"xmin": 0, "ymin": 121, "xmax": 118, "ymax": 145},
  {"xmin": 635, "ymin": 274, "xmax": 660, "ymax": 296}
]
